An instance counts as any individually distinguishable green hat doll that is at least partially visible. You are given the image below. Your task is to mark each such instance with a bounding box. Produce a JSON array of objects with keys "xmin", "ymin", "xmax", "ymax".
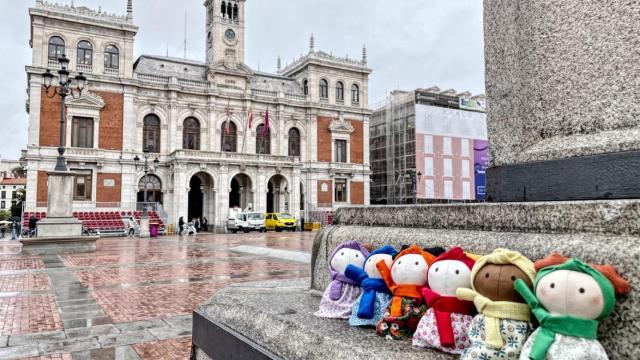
[{"xmin": 515, "ymin": 253, "xmax": 630, "ymax": 360}]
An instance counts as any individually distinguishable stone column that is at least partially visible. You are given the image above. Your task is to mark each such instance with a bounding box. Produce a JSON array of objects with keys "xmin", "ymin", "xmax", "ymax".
[
  {"xmin": 36, "ymin": 171, "xmax": 83, "ymax": 238},
  {"xmin": 484, "ymin": 0, "xmax": 640, "ymax": 202}
]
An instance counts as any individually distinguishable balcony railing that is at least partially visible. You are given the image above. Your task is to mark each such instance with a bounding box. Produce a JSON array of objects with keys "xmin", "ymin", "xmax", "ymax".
[
  {"xmin": 77, "ymin": 63, "xmax": 92, "ymax": 73},
  {"xmin": 135, "ymin": 73, "xmax": 170, "ymax": 84},
  {"xmin": 104, "ymin": 67, "xmax": 119, "ymax": 76},
  {"xmin": 170, "ymin": 149, "xmax": 300, "ymax": 166},
  {"xmin": 47, "ymin": 59, "xmax": 60, "ymax": 69},
  {"xmin": 252, "ymin": 89, "xmax": 278, "ymax": 98},
  {"xmin": 285, "ymin": 93, "xmax": 307, "ymax": 101},
  {"xmin": 178, "ymin": 78, "xmax": 209, "ymax": 88}
]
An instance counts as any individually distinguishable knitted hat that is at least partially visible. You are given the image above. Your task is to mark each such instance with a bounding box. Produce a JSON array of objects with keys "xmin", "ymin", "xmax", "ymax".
[
  {"xmin": 393, "ymin": 244, "xmax": 438, "ymax": 267},
  {"xmin": 366, "ymin": 245, "xmax": 398, "ymax": 260},
  {"xmin": 434, "ymin": 247, "xmax": 476, "ymax": 270},
  {"xmin": 470, "ymin": 248, "xmax": 536, "ymax": 291}
]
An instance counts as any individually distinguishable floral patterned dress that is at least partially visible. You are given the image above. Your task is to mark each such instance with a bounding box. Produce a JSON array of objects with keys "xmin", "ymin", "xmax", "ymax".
[
  {"xmin": 349, "ymin": 292, "xmax": 392, "ymax": 327},
  {"xmin": 413, "ymin": 309, "xmax": 474, "ymax": 354},
  {"xmin": 461, "ymin": 315, "xmax": 533, "ymax": 360},
  {"xmin": 376, "ymin": 297, "xmax": 427, "ymax": 340},
  {"xmin": 519, "ymin": 329, "xmax": 609, "ymax": 360},
  {"xmin": 314, "ymin": 283, "xmax": 362, "ymax": 319}
]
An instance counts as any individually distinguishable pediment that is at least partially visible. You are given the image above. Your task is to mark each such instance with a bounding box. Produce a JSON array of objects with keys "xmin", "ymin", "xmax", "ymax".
[
  {"xmin": 329, "ymin": 119, "xmax": 354, "ymax": 134},
  {"xmin": 208, "ymin": 60, "xmax": 254, "ymax": 78},
  {"xmin": 65, "ymin": 92, "xmax": 105, "ymax": 110}
]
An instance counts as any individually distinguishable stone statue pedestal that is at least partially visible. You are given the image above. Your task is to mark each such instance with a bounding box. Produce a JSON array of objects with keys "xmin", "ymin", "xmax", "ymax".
[
  {"xmin": 35, "ymin": 171, "xmax": 83, "ymax": 238},
  {"xmin": 24, "ymin": 171, "xmax": 97, "ymax": 255},
  {"xmin": 139, "ymin": 216, "xmax": 150, "ymax": 238}
]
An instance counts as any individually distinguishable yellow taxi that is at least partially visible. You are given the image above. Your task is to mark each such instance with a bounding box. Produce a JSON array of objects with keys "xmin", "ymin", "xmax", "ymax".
[{"xmin": 264, "ymin": 213, "xmax": 297, "ymax": 232}]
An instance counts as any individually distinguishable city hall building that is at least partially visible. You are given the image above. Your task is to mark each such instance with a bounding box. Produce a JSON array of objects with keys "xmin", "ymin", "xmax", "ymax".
[{"xmin": 23, "ymin": 0, "xmax": 372, "ymax": 230}]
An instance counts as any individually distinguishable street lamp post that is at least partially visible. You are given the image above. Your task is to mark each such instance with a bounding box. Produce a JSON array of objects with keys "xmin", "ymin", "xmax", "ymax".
[
  {"xmin": 134, "ymin": 147, "xmax": 159, "ymax": 237},
  {"xmin": 42, "ymin": 54, "xmax": 87, "ymax": 172}
]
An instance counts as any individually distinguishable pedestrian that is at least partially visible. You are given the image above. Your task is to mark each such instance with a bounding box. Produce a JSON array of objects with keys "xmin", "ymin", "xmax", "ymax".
[
  {"xmin": 28, "ymin": 215, "xmax": 37, "ymax": 237},
  {"xmin": 127, "ymin": 217, "xmax": 136, "ymax": 237},
  {"xmin": 195, "ymin": 217, "xmax": 201, "ymax": 232},
  {"xmin": 0, "ymin": 225, "xmax": 5, "ymax": 239},
  {"xmin": 178, "ymin": 216, "xmax": 185, "ymax": 236},
  {"xmin": 202, "ymin": 217, "xmax": 208, "ymax": 232},
  {"xmin": 11, "ymin": 220, "xmax": 18, "ymax": 240},
  {"xmin": 187, "ymin": 220, "xmax": 197, "ymax": 236}
]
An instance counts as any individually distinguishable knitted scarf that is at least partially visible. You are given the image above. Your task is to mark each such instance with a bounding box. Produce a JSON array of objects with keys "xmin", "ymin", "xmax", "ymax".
[
  {"xmin": 514, "ymin": 259, "xmax": 615, "ymax": 360},
  {"xmin": 457, "ymin": 288, "xmax": 532, "ymax": 349},
  {"xmin": 422, "ymin": 287, "xmax": 476, "ymax": 347},
  {"xmin": 388, "ymin": 285, "xmax": 423, "ymax": 317},
  {"xmin": 344, "ymin": 264, "xmax": 391, "ymax": 319}
]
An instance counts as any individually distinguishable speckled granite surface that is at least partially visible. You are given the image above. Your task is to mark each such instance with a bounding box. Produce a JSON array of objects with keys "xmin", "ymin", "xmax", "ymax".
[
  {"xmin": 196, "ymin": 279, "xmax": 454, "ymax": 360},
  {"xmin": 484, "ymin": 0, "xmax": 640, "ymax": 166},
  {"xmin": 333, "ymin": 200, "xmax": 640, "ymax": 236},
  {"xmin": 311, "ymin": 226, "xmax": 639, "ymax": 360}
]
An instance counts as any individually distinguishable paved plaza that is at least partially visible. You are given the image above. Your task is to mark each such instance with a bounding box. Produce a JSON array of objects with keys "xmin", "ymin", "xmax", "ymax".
[{"xmin": 0, "ymin": 232, "xmax": 314, "ymax": 359}]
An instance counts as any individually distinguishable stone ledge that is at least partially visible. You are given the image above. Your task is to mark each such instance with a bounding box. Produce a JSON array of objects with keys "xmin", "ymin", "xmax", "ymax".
[
  {"xmin": 333, "ymin": 200, "xmax": 640, "ymax": 235},
  {"xmin": 20, "ymin": 236, "xmax": 98, "ymax": 255},
  {"xmin": 193, "ymin": 279, "xmax": 453, "ymax": 360}
]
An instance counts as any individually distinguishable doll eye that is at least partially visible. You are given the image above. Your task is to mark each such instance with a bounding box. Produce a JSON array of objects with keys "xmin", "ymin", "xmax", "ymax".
[
  {"xmin": 367, "ymin": 259, "xmax": 371, "ymax": 263},
  {"xmin": 511, "ymin": 276, "xmax": 516, "ymax": 281},
  {"xmin": 455, "ymin": 270, "xmax": 460, "ymax": 275},
  {"xmin": 435, "ymin": 268, "xmax": 439, "ymax": 272},
  {"xmin": 398, "ymin": 261, "xmax": 402, "ymax": 265},
  {"xmin": 550, "ymin": 283, "xmax": 555, "ymax": 289},
  {"xmin": 579, "ymin": 288, "xmax": 585, "ymax": 294},
  {"xmin": 341, "ymin": 252, "xmax": 344, "ymax": 256},
  {"xmin": 485, "ymin": 273, "xmax": 490, "ymax": 278},
  {"xmin": 414, "ymin": 261, "xmax": 419, "ymax": 266},
  {"xmin": 355, "ymin": 254, "xmax": 359, "ymax": 258}
]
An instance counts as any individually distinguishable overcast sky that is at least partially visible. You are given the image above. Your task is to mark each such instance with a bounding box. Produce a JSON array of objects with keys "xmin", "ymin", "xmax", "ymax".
[{"xmin": 0, "ymin": 0, "xmax": 484, "ymax": 160}]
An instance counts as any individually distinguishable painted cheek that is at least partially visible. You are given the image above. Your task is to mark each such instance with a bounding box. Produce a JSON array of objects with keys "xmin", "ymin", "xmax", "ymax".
[{"xmin": 590, "ymin": 296, "xmax": 602, "ymax": 307}]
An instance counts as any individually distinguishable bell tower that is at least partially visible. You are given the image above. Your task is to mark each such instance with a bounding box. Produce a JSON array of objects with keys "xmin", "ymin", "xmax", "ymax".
[{"xmin": 205, "ymin": 0, "xmax": 246, "ymax": 66}]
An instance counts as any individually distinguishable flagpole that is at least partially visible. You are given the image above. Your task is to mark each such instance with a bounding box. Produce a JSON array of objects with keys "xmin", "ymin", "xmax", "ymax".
[{"xmin": 241, "ymin": 101, "xmax": 248, "ymax": 153}]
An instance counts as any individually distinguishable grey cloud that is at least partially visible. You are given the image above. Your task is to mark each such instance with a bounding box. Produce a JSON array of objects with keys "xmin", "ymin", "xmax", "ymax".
[{"xmin": 0, "ymin": 0, "xmax": 484, "ymax": 159}]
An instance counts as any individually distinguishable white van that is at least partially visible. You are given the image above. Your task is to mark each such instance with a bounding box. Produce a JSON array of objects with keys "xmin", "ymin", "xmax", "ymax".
[{"xmin": 226, "ymin": 212, "xmax": 266, "ymax": 233}]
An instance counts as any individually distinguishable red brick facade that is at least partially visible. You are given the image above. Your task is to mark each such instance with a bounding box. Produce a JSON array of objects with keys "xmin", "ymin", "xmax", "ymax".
[
  {"xmin": 317, "ymin": 180, "xmax": 333, "ymax": 206},
  {"xmin": 349, "ymin": 120, "xmax": 364, "ymax": 164},
  {"xmin": 37, "ymin": 171, "xmax": 48, "ymax": 203},
  {"xmin": 96, "ymin": 173, "xmax": 122, "ymax": 203},
  {"xmin": 97, "ymin": 92, "xmax": 124, "ymax": 150},
  {"xmin": 350, "ymin": 181, "xmax": 365, "ymax": 205},
  {"xmin": 39, "ymin": 90, "xmax": 123, "ymax": 150},
  {"xmin": 316, "ymin": 117, "xmax": 333, "ymax": 163}
]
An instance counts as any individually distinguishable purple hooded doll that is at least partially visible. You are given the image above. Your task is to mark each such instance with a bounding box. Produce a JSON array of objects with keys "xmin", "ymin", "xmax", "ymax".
[{"xmin": 314, "ymin": 240, "xmax": 370, "ymax": 319}]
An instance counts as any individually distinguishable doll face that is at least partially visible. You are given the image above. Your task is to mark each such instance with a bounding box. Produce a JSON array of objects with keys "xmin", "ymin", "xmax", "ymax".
[
  {"xmin": 536, "ymin": 270, "xmax": 604, "ymax": 319},
  {"xmin": 428, "ymin": 260, "xmax": 472, "ymax": 296},
  {"xmin": 391, "ymin": 254, "xmax": 429, "ymax": 285},
  {"xmin": 365, "ymin": 254, "xmax": 393, "ymax": 279},
  {"xmin": 330, "ymin": 248, "xmax": 365, "ymax": 275},
  {"xmin": 474, "ymin": 263, "xmax": 533, "ymax": 302}
]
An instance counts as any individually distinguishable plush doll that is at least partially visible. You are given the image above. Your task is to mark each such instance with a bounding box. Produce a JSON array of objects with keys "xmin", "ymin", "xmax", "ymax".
[
  {"xmin": 457, "ymin": 249, "xmax": 537, "ymax": 360},
  {"xmin": 314, "ymin": 240, "xmax": 370, "ymax": 319},
  {"xmin": 516, "ymin": 253, "xmax": 630, "ymax": 360},
  {"xmin": 345, "ymin": 245, "xmax": 398, "ymax": 327},
  {"xmin": 375, "ymin": 244, "xmax": 444, "ymax": 340},
  {"xmin": 413, "ymin": 247, "xmax": 477, "ymax": 354}
]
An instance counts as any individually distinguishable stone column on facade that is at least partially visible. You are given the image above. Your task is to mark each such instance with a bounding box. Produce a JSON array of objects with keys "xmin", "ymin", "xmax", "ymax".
[
  {"xmin": 122, "ymin": 91, "xmax": 136, "ymax": 151},
  {"xmin": 28, "ymin": 78, "xmax": 42, "ymax": 146},
  {"xmin": 25, "ymin": 169, "xmax": 39, "ymax": 210},
  {"xmin": 217, "ymin": 166, "xmax": 230, "ymax": 229},
  {"xmin": 173, "ymin": 165, "xmax": 188, "ymax": 224},
  {"xmin": 256, "ymin": 169, "xmax": 266, "ymax": 213}
]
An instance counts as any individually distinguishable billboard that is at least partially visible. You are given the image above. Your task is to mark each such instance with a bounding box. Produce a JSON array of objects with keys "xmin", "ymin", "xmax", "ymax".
[
  {"xmin": 460, "ymin": 98, "xmax": 487, "ymax": 113},
  {"xmin": 415, "ymin": 104, "xmax": 488, "ymax": 140},
  {"xmin": 473, "ymin": 140, "xmax": 490, "ymax": 201}
]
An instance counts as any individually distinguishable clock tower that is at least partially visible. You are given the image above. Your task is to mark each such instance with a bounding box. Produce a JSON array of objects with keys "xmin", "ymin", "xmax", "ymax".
[{"xmin": 204, "ymin": 0, "xmax": 246, "ymax": 66}]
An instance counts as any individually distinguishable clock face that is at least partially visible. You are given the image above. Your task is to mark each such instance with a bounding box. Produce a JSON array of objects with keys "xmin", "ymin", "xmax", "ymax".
[{"xmin": 225, "ymin": 29, "xmax": 236, "ymax": 40}]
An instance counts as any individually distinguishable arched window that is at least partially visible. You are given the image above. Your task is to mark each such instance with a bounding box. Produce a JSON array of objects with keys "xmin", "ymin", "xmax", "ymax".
[
  {"xmin": 288, "ymin": 128, "xmax": 301, "ymax": 157},
  {"xmin": 319, "ymin": 79, "xmax": 328, "ymax": 99},
  {"xmin": 233, "ymin": 4, "xmax": 239, "ymax": 20},
  {"xmin": 221, "ymin": 121, "xmax": 237, "ymax": 152},
  {"xmin": 256, "ymin": 125, "xmax": 271, "ymax": 155},
  {"xmin": 335, "ymin": 81, "xmax": 345, "ymax": 101},
  {"xmin": 77, "ymin": 41, "xmax": 93, "ymax": 65},
  {"xmin": 227, "ymin": 3, "xmax": 233, "ymax": 18},
  {"xmin": 104, "ymin": 45, "xmax": 119, "ymax": 69},
  {"xmin": 143, "ymin": 114, "xmax": 161, "ymax": 153},
  {"xmin": 303, "ymin": 79, "xmax": 309, "ymax": 96},
  {"xmin": 48, "ymin": 36, "xmax": 65, "ymax": 60},
  {"xmin": 351, "ymin": 84, "xmax": 360, "ymax": 103},
  {"xmin": 183, "ymin": 117, "xmax": 201, "ymax": 150},
  {"xmin": 221, "ymin": 1, "xmax": 226, "ymax": 17},
  {"xmin": 138, "ymin": 174, "xmax": 163, "ymax": 204}
]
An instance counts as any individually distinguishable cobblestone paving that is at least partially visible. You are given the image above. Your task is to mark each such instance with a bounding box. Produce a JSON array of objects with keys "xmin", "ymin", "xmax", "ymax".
[{"xmin": 0, "ymin": 232, "xmax": 314, "ymax": 359}]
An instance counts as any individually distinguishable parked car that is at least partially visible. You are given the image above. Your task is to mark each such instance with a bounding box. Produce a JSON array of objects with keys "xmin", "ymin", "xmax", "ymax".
[
  {"xmin": 227, "ymin": 212, "xmax": 266, "ymax": 233},
  {"xmin": 265, "ymin": 213, "xmax": 297, "ymax": 232}
]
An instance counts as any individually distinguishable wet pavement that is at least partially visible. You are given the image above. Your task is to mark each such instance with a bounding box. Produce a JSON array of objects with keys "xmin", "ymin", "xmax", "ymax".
[{"xmin": 0, "ymin": 232, "xmax": 314, "ymax": 359}]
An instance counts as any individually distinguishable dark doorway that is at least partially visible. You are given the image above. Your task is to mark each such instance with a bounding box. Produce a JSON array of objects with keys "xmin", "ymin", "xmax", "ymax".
[
  {"xmin": 229, "ymin": 177, "xmax": 240, "ymax": 208},
  {"xmin": 266, "ymin": 182, "xmax": 274, "ymax": 213},
  {"xmin": 188, "ymin": 176, "xmax": 203, "ymax": 221}
]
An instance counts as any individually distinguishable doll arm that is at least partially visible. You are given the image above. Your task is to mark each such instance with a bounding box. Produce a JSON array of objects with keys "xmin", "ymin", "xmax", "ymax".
[
  {"xmin": 515, "ymin": 279, "xmax": 549, "ymax": 322},
  {"xmin": 344, "ymin": 264, "xmax": 368, "ymax": 285},
  {"xmin": 421, "ymin": 287, "xmax": 440, "ymax": 306},
  {"xmin": 376, "ymin": 259, "xmax": 395, "ymax": 290}
]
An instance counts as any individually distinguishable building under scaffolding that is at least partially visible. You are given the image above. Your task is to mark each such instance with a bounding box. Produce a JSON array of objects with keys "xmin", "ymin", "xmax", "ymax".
[{"xmin": 370, "ymin": 87, "xmax": 487, "ymax": 204}]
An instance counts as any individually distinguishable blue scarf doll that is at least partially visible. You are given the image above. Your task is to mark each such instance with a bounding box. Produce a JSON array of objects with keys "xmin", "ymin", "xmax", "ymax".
[{"xmin": 345, "ymin": 245, "xmax": 398, "ymax": 327}]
